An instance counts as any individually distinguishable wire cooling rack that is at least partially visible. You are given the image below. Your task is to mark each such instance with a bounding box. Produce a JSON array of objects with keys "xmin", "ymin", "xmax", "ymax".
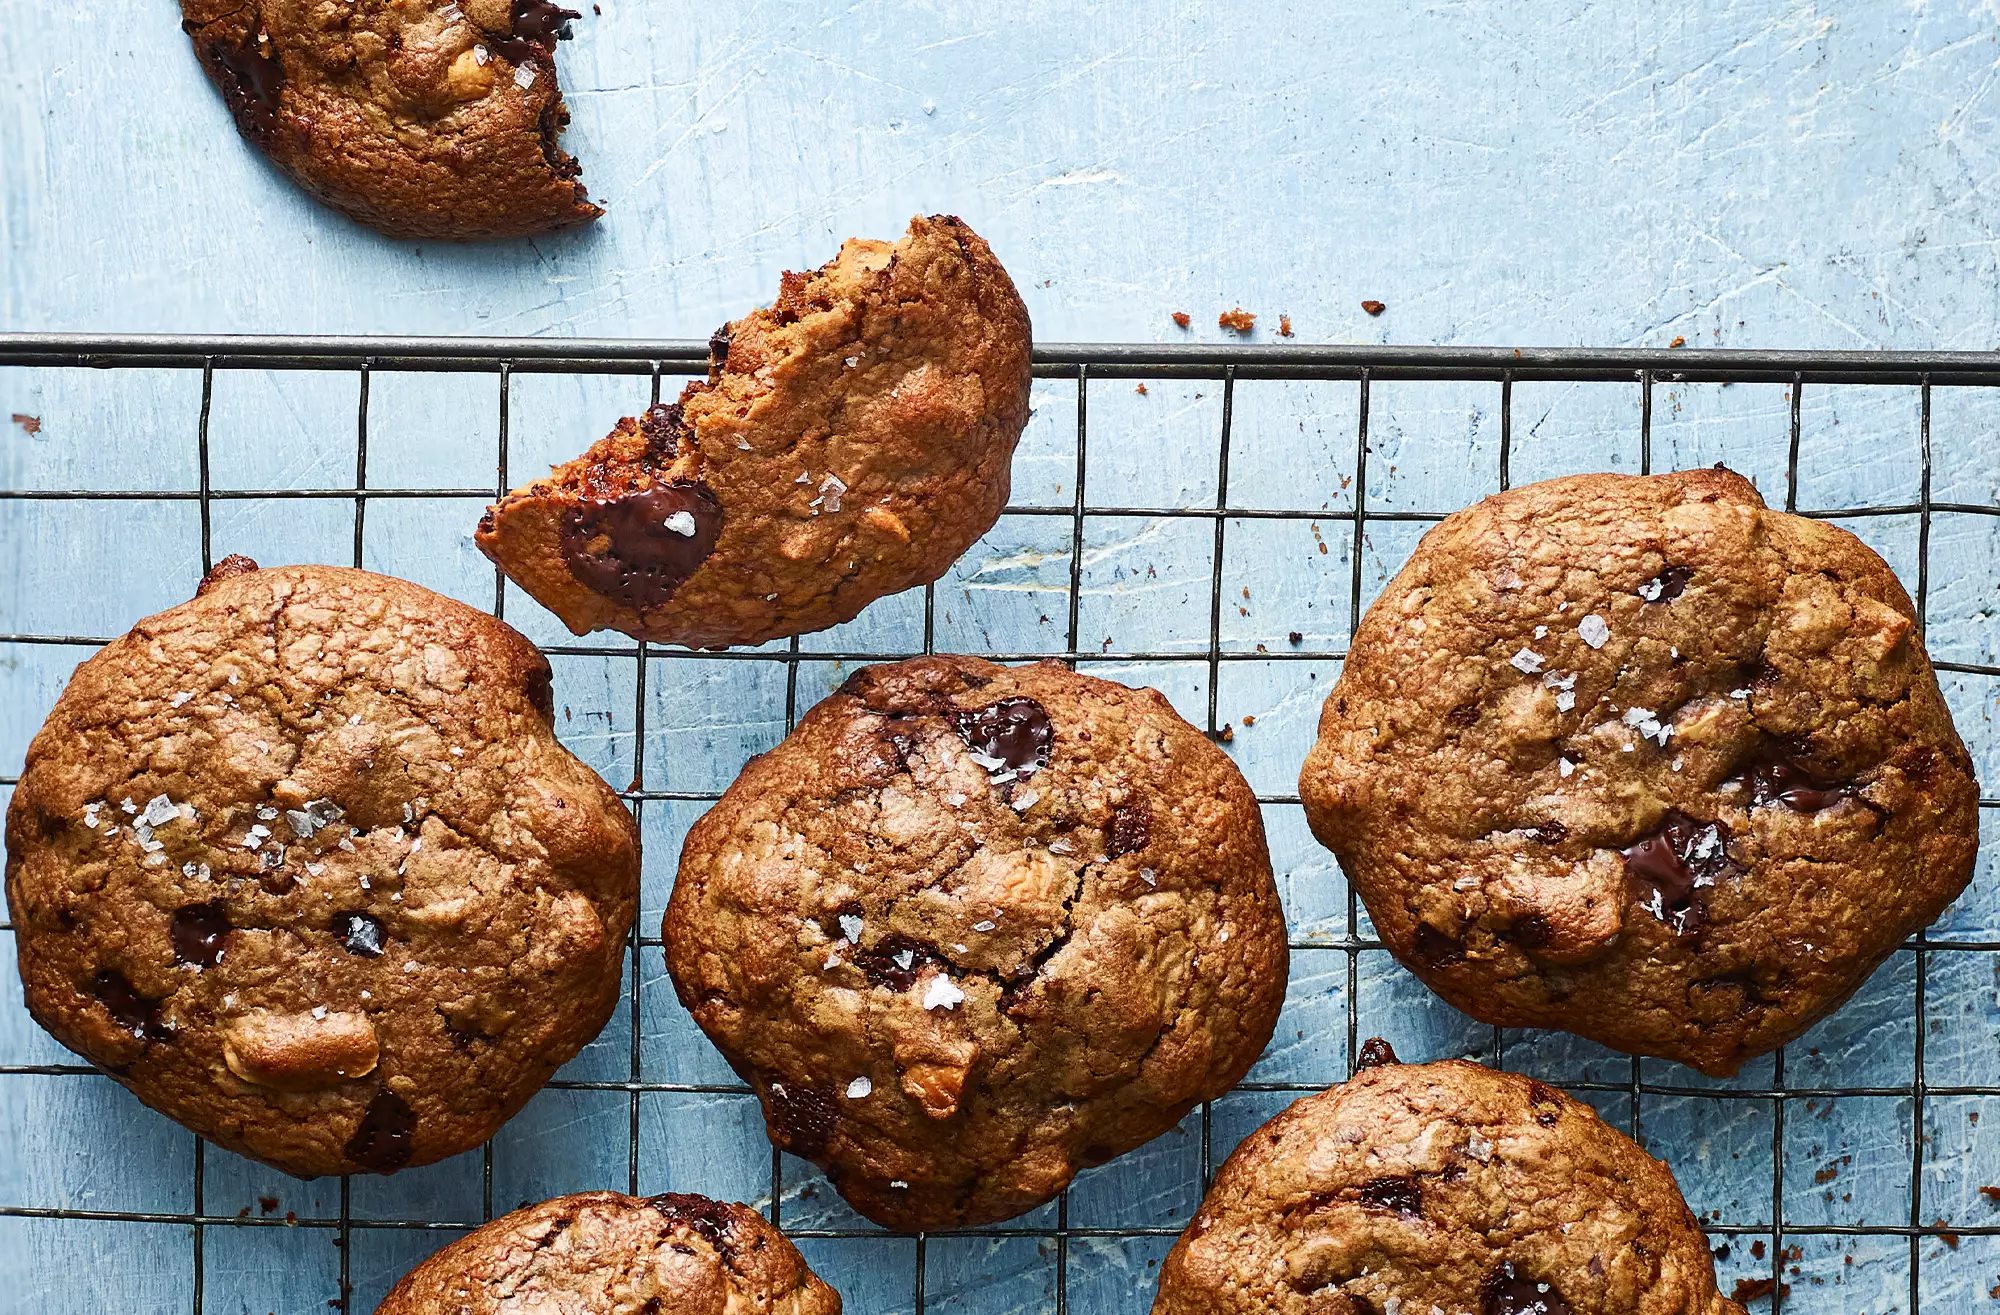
[{"xmin": 1, "ymin": 334, "xmax": 1996, "ymax": 1314}]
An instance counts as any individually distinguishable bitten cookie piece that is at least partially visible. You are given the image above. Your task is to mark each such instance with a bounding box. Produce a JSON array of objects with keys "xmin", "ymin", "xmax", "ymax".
[
  {"xmin": 179, "ymin": 0, "xmax": 600, "ymax": 239},
  {"xmin": 477, "ymin": 215, "xmax": 1033, "ymax": 648},
  {"xmin": 1155, "ymin": 1042, "xmax": 1745, "ymax": 1315},
  {"xmin": 1299, "ymin": 469, "xmax": 1978, "ymax": 1075},
  {"xmin": 377, "ymin": 1192, "xmax": 840, "ymax": 1314},
  {"xmin": 5, "ymin": 561, "xmax": 638, "ymax": 1176},
  {"xmin": 665, "ymin": 656, "xmax": 1287, "ymax": 1229}
]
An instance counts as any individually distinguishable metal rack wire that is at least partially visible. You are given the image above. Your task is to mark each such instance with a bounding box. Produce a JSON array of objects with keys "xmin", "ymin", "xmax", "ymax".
[{"xmin": 1, "ymin": 333, "xmax": 1996, "ymax": 1313}]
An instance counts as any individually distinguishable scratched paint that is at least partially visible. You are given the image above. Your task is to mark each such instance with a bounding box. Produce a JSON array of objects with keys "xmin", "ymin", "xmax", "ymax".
[{"xmin": 3, "ymin": 2, "xmax": 2000, "ymax": 1312}]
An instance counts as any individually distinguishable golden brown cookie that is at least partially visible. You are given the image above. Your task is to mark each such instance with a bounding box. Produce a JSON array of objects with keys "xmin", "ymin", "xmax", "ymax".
[
  {"xmin": 377, "ymin": 1192, "xmax": 840, "ymax": 1314},
  {"xmin": 664, "ymin": 656, "xmax": 1287, "ymax": 1229},
  {"xmin": 179, "ymin": 0, "xmax": 600, "ymax": 240},
  {"xmin": 1299, "ymin": 469, "xmax": 1978, "ymax": 1075},
  {"xmin": 1155, "ymin": 1042, "xmax": 1744, "ymax": 1315},
  {"xmin": 477, "ymin": 215, "xmax": 1033, "ymax": 648},
  {"xmin": 5, "ymin": 561, "xmax": 638, "ymax": 1176}
]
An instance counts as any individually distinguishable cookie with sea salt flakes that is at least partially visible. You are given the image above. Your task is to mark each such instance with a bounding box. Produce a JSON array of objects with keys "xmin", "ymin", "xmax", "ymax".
[
  {"xmin": 664, "ymin": 655, "xmax": 1287, "ymax": 1229},
  {"xmin": 1298, "ymin": 468, "xmax": 1978, "ymax": 1076},
  {"xmin": 4, "ymin": 559, "xmax": 637, "ymax": 1176},
  {"xmin": 376, "ymin": 1192, "xmax": 840, "ymax": 1314},
  {"xmin": 1154, "ymin": 1040, "xmax": 1746, "ymax": 1315},
  {"xmin": 179, "ymin": 0, "xmax": 600, "ymax": 239},
  {"xmin": 475, "ymin": 215, "xmax": 1032, "ymax": 649}
]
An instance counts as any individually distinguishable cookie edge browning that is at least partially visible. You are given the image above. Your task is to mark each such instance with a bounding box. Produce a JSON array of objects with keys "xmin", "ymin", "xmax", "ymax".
[
  {"xmin": 3, "ymin": 564, "xmax": 640, "ymax": 1176},
  {"xmin": 663, "ymin": 655, "xmax": 1289, "ymax": 1229},
  {"xmin": 178, "ymin": 0, "xmax": 602, "ymax": 241},
  {"xmin": 475, "ymin": 215, "xmax": 1033, "ymax": 647},
  {"xmin": 1297, "ymin": 469, "xmax": 1981, "ymax": 1076},
  {"xmin": 375, "ymin": 1191, "xmax": 841, "ymax": 1313},
  {"xmin": 1153, "ymin": 1055, "xmax": 1747, "ymax": 1315}
]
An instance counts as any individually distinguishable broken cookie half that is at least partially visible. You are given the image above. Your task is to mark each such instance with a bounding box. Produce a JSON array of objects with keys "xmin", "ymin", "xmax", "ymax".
[
  {"xmin": 180, "ymin": 0, "xmax": 600, "ymax": 240},
  {"xmin": 476, "ymin": 214, "xmax": 1034, "ymax": 649}
]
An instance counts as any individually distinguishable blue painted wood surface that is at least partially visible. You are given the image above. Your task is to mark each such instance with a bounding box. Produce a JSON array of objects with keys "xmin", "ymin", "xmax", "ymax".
[{"xmin": 4, "ymin": 2, "xmax": 2000, "ymax": 1311}]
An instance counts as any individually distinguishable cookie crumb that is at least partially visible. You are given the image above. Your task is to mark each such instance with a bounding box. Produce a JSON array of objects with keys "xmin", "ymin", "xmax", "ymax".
[
  {"xmin": 1361, "ymin": 300, "xmax": 1387, "ymax": 316},
  {"xmin": 1669, "ymin": 336, "xmax": 1687, "ymax": 348},
  {"xmin": 1217, "ymin": 308, "xmax": 1256, "ymax": 334},
  {"xmin": 10, "ymin": 413, "xmax": 40, "ymax": 435},
  {"xmin": 1134, "ymin": 383, "xmax": 1148, "ymax": 395},
  {"xmin": 1278, "ymin": 315, "xmax": 1294, "ymax": 338},
  {"xmin": 1171, "ymin": 312, "xmax": 1191, "ymax": 329}
]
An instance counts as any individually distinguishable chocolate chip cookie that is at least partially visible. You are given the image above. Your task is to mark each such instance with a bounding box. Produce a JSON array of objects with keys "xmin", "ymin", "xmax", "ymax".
[
  {"xmin": 477, "ymin": 215, "xmax": 1033, "ymax": 648},
  {"xmin": 664, "ymin": 656, "xmax": 1287, "ymax": 1229},
  {"xmin": 5, "ymin": 560, "xmax": 638, "ymax": 1176},
  {"xmin": 377, "ymin": 1192, "xmax": 840, "ymax": 1314},
  {"xmin": 1299, "ymin": 469, "xmax": 1979, "ymax": 1075},
  {"xmin": 179, "ymin": 0, "xmax": 600, "ymax": 240},
  {"xmin": 1155, "ymin": 1041, "xmax": 1744, "ymax": 1315}
]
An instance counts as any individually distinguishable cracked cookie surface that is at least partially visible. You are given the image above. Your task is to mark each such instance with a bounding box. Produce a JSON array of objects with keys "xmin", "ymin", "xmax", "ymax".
[
  {"xmin": 1299, "ymin": 469, "xmax": 1978, "ymax": 1075},
  {"xmin": 477, "ymin": 215, "xmax": 1033, "ymax": 648},
  {"xmin": 664, "ymin": 655, "xmax": 1286, "ymax": 1229},
  {"xmin": 377, "ymin": 1191, "xmax": 840, "ymax": 1314},
  {"xmin": 1155, "ymin": 1043, "xmax": 1745, "ymax": 1315},
  {"xmin": 179, "ymin": 0, "xmax": 600, "ymax": 239},
  {"xmin": 5, "ymin": 561, "xmax": 638, "ymax": 1176}
]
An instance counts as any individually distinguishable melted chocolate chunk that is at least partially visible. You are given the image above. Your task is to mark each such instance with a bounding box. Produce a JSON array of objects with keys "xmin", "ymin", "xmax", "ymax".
[
  {"xmin": 332, "ymin": 912, "xmax": 387, "ymax": 958},
  {"xmin": 874, "ymin": 728, "xmax": 916, "ymax": 773},
  {"xmin": 344, "ymin": 1089, "xmax": 416, "ymax": 1172},
  {"xmin": 1106, "ymin": 804, "xmax": 1151, "ymax": 858},
  {"xmin": 1507, "ymin": 913, "xmax": 1553, "ymax": 950},
  {"xmin": 1527, "ymin": 821, "xmax": 1568, "ymax": 845},
  {"xmin": 92, "ymin": 969, "xmax": 171, "ymax": 1043},
  {"xmin": 197, "ymin": 553, "xmax": 261, "ymax": 597},
  {"xmin": 1482, "ymin": 1262, "xmax": 1571, "ymax": 1315},
  {"xmin": 487, "ymin": 0, "xmax": 579, "ymax": 63},
  {"xmin": 202, "ymin": 28, "xmax": 283, "ymax": 140},
  {"xmin": 766, "ymin": 1079, "xmax": 835, "ymax": 1158},
  {"xmin": 523, "ymin": 662, "xmax": 555, "ymax": 720},
  {"xmin": 1638, "ymin": 565, "xmax": 1693, "ymax": 603},
  {"xmin": 559, "ymin": 482, "xmax": 723, "ymax": 609},
  {"xmin": 1356, "ymin": 1176, "xmax": 1422, "ymax": 1216},
  {"xmin": 708, "ymin": 324, "xmax": 733, "ymax": 370},
  {"xmin": 1412, "ymin": 922, "xmax": 1466, "ymax": 967},
  {"xmin": 849, "ymin": 933, "xmax": 943, "ymax": 993},
  {"xmin": 169, "ymin": 903, "xmax": 229, "ymax": 968},
  {"xmin": 1731, "ymin": 748, "xmax": 1849, "ymax": 813},
  {"xmin": 951, "ymin": 698, "xmax": 1053, "ymax": 776},
  {"xmin": 638, "ymin": 403, "xmax": 684, "ymax": 460},
  {"xmin": 1355, "ymin": 1037, "xmax": 1400, "ymax": 1068},
  {"xmin": 1621, "ymin": 811, "xmax": 1741, "ymax": 937},
  {"xmin": 647, "ymin": 1193, "xmax": 737, "ymax": 1257}
]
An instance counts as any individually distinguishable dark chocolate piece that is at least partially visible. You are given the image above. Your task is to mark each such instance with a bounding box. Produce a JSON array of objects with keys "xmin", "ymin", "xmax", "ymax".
[
  {"xmin": 558, "ymin": 482, "xmax": 723, "ymax": 609},
  {"xmin": 765, "ymin": 1079, "xmax": 836, "ymax": 1158},
  {"xmin": 344, "ymin": 1088, "xmax": 417, "ymax": 1172},
  {"xmin": 169, "ymin": 903, "xmax": 229, "ymax": 968},
  {"xmin": 1621, "ymin": 811, "xmax": 1741, "ymax": 937},
  {"xmin": 951, "ymin": 698, "xmax": 1053, "ymax": 776},
  {"xmin": 1482, "ymin": 1262, "xmax": 1571, "ymax": 1315}
]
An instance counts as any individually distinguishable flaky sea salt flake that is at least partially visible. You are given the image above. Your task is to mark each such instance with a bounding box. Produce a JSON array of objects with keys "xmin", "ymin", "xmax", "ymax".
[
  {"xmin": 846, "ymin": 1076, "xmax": 872, "ymax": 1099},
  {"xmin": 922, "ymin": 976, "xmax": 964, "ymax": 1011},
  {"xmin": 1577, "ymin": 614, "xmax": 1610, "ymax": 648},
  {"xmin": 1509, "ymin": 647, "xmax": 1544, "ymax": 675}
]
